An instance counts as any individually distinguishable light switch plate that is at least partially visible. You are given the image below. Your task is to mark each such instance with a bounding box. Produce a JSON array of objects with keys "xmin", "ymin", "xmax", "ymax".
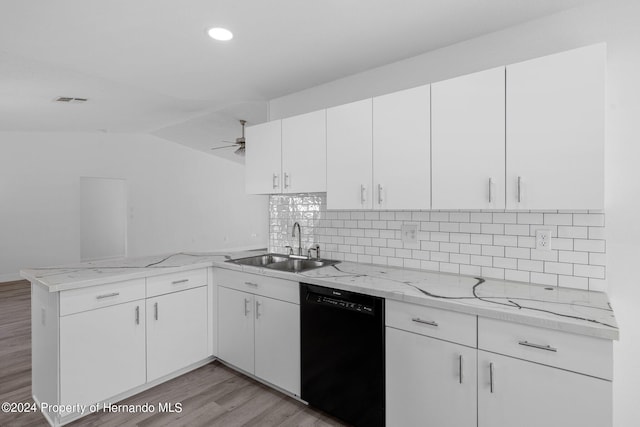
[
  {"xmin": 536, "ymin": 229, "xmax": 552, "ymax": 251},
  {"xmin": 401, "ymin": 223, "xmax": 419, "ymax": 247}
]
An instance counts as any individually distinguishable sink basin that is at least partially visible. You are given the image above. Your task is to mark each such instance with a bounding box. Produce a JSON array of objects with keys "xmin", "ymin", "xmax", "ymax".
[
  {"xmin": 265, "ymin": 258, "xmax": 340, "ymax": 273},
  {"xmin": 228, "ymin": 254, "xmax": 290, "ymax": 267},
  {"xmin": 227, "ymin": 253, "xmax": 339, "ymax": 273}
]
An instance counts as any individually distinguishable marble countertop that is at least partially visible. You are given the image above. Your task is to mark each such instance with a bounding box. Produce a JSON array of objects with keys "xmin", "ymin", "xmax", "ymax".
[{"xmin": 21, "ymin": 250, "xmax": 618, "ymax": 340}]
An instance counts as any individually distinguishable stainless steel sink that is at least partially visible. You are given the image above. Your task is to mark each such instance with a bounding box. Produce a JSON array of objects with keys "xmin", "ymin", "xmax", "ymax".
[
  {"xmin": 266, "ymin": 258, "xmax": 340, "ymax": 273},
  {"xmin": 226, "ymin": 253, "xmax": 339, "ymax": 273},
  {"xmin": 228, "ymin": 253, "xmax": 290, "ymax": 267}
]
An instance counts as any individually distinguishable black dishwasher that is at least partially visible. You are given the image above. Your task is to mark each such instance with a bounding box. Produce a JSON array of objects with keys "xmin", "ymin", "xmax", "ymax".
[{"xmin": 300, "ymin": 283, "xmax": 385, "ymax": 427}]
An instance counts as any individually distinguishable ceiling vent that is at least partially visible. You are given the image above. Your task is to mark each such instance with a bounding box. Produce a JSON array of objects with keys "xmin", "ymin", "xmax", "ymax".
[{"xmin": 54, "ymin": 97, "xmax": 88, "ymax": 103}]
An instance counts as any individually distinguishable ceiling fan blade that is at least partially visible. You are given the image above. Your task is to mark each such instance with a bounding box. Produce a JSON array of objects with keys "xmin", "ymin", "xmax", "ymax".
[{"xmin": 210, "ymin": 145, "xmax": 236, "ymax": 151}]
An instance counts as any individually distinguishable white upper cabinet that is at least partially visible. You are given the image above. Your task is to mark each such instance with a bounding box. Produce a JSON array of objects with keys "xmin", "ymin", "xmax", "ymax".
[
  {"xmin": 281, "ymin": 110, "xmax": 327, "ymax": 193},
  {"xmin": 245, "ymin": 120, "xmax": 282, "ymax": 194},
  {"xmin": 373, "ymin": 85, "xmax": 430, "ymax": 210},
  {"xmin": 432, "ymin": 68, "xmax": 506, "ymax": 209},
  {"xmin": 506, "ymin": 44, "xmax": 605, "ymax": 210},
  {"xmin": 326, "ymin": 98, "xmax": 373, "ymax": 209}
]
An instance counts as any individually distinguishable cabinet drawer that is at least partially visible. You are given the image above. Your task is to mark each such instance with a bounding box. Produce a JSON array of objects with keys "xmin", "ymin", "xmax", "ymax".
[
  {"xmin": 146, "ymin": 268, "xmax": 207, "ymax": 298},
  {"xmin": 216, "ymin": 268, "xmax": 299, "ymax": 304},
  {"xmin": 386, "ymin": 300, "xmax": 477, "ymax": 347},
  {"xmin": 60, "ymin": 278, "xmax": 146, "ymax": 316},
  {"xmin": 478, "ymin": 317, "xmax": 612, "ymax": 380}
]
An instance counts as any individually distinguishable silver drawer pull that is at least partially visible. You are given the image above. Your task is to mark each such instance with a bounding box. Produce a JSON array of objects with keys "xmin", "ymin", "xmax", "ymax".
[
  {"xmin": 244, "ymin": 281, "xmax": 258, "ymax": 287},
  {"xmin": 411, "ymin": 317, "xmax": 438, "ymax": 327},
  {"xmin": 171, "ymin": 279, "xmax": 189, "ymax": 285},
  {"xmin": 458, "ymin": 354, "xmax": 463, "ymax": 384},
  {"xmin": 96, "ymin": 292, "xmax": 120, "ymax": 300},
  {"xmin": 518, "ymin": 340, "xmax": 557, "ymax": 352},
  {"xmin": 135, "ymin": 306, "xmax": 140, "ymax": 325},
  {"xmin": 489, "ymin": 362, "xmax": 495, "ymax": 393},
  {"xmin": 154, "ymin": 302, "xmax": 159, "ymax": 320}
]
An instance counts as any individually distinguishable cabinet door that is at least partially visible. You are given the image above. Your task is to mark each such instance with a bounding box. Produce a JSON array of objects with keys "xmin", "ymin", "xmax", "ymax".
[
  {"xmin": 282, "ymin": 110, "xmax": 326, "ymax": 193},
  {"xmin": 326, "ymin": 98, "xmax": 373, "ymax": 209},
  {"xmin": 254, "ymin": 296, "xmax": 300, "ymax": 396},
  {"xmin": 432, "ymin": 68, "xmax": 505, "ymax": 209},
  {"xmin": 373, "ymin": 85, "xmax": 430, "ymax": 210},
  {"xmin": 60, "ymin": 300, "xmax": 146, "ymax": 407},
  {"xmin": 217, "ymin": 286, "xmax": 255, "ymax": 374},
  {"xmin": 386, "ymin": 327, "xmax": 476, "ymax": 427},
  {"xmin": 146, "ymin": 286, "xmax": 209, "ymax": 382},
  {"xmin": 478, "ymin": 351, "xmax": 612, "ymax": 427},
  {"xmin": 506, "ymin": 44, "xmax": 605, "ymax": 209},
  {"xmin": 245, "ymin": 120, "xmax": 282, "ymax": 194}
]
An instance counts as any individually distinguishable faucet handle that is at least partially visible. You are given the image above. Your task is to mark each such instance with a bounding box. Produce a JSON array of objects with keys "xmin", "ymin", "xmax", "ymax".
[
  {"xmin": 307, "ymin": 244, "xmax": 321, "ymax": 260},
  {"xmin": 284, "ymin": 245, "xmax": 294, "ymax": 256}
]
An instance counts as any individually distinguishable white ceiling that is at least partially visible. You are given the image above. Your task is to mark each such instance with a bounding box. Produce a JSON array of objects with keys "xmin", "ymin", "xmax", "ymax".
[{"xmin": 0, "ymin": 0, "xmax": 598, "ymax": 162}]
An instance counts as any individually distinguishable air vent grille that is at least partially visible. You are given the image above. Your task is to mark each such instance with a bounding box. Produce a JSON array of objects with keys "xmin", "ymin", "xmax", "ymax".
[{"xmin": 54, "ymin": 97, "xmax": 88, "ymax": 103}]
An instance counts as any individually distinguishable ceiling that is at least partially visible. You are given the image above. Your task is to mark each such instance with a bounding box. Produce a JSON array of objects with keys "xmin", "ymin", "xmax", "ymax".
[{"xmin": 0, "ymin": 0, "xmax": 598, "ymax": 163}]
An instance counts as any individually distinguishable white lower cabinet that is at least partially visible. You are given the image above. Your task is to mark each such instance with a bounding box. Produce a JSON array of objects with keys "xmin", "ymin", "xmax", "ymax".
[
  {"xmin": 478, "ymin": 351, "xmax": 611, "ymax": 427},
  {"xmin": 386, "ymin": 327, "xmax": 476, "ymax": 427},
  {"xmin": 217, "ymin": 270, "xmax": 300, "ymax": 396},
  {"xmin": 254, "ymin": 295, "xmax": 300, "ymax": 395},
  {"xmin": 60, "ymin": 300, "xmax": 146, "ymax": 408},
  {"xmin": 146, "ymin": 286, "xmax": 209, "ymax": 382},
  {"xmin": 218, "ymin": 286, "xmax": 255, "ymax": 374}
]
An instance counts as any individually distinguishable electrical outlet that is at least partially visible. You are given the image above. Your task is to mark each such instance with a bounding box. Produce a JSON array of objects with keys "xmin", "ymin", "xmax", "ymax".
[
  {"xmin": 401, "ymin": 223, "xmax": 418, "ymax": 246},
  {"xmin": 536, "ymin": 229, "xmax": 552, "ymax": 251}
]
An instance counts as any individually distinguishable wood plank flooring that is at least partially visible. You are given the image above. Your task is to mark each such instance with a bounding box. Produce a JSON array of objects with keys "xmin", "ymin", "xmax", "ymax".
[{"xmin": 0, "ymin": 280, "xmax": 348, "ymax": 427}]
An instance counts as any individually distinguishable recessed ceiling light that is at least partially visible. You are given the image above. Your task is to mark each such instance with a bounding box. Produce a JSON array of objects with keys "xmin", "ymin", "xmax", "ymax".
[{"xmin": 207, "ymin": 27, "xmax": 233, "ymax": 41}]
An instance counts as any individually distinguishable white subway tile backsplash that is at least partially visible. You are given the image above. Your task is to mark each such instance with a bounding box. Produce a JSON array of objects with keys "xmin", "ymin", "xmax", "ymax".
[
  {"xmin": 450, "ymin": 212, "xmax": 470, "ymax": 222},
  {"xmin": 517, "ymin": 259, "xmax": 544, "ymax": 272},
  {"xmin": 481, "ymin": 223, "xmax": 504, "ymax": 234},
  {"xmin": 505, "ymin": 224, "xmax": 530, "ymax": 236},
  {"xmin": 459, "ymin": 222, "xmax": 481, "ymax": 233},
  {"xmin": 558, "ymin": 226, "xmax": 588, "ymax": 239},
  {"xmin": 493, "ymin": 213, "xmax": 517, "ymax": 224},
  {"xmin": 574, "ymin": 264, "xmax": 606, "ymax": 279},
  {"xmin": 558, "ymin": 250, "xmax": 589, "ymax": 264},
  {"xmin": 574, "ymin": 213, "xmax": 605, "ymax": 226},
  {"xmin": 517, "ymin": 213, "xmax": 544, "ymax": 224},
  {"xmin": 530, "ymin": 272, "xmax": 558, "ymax": 286},
  {"xmin": 544, "ymin": 213, "xmax": 573, "ymax": 225},
  {"xmin": 470, "ymin": 212, "xmax": 492, "ymax": 223},
  {"xmin": 460, "ymin": 264, "xmax": 482, "ymax": 276},
  {"xmin": 574, "ymin": 239, "xmax": 605, "ymax": 253},
  {"xmin": 558, "ymin": 275, "xmax": 589, "ymax": 289},
  {"xmin": 505, "ymin": 247, "xmax": 530, "ymax": 259},
  {"xmin": 269, "ymin": 194, "xmax": 606, "ymax": 291}
]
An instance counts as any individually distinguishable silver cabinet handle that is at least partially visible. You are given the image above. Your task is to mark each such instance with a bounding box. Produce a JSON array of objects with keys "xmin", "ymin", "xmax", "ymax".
[
  {"xmin": 459, "ymin": 354, "xmax": 463, "ymax": 384},
  {"xmin": 489, "ymin": 362, "xmax": 495, "ymax": 393},
  {"xmin": 377, "ymin": 184, "xmax": 383, "ymax": 205},
  {"xmin": 171, "ymin": 279, "xmax": 189, "ymax": 285},
  {"xmin": 488, "ymin": 177, "xmax": 493, "ymax": 203},
  {"xmin": 360, "ymin": 184, "xmax": 366, "ymax": 204},
  {"xmin": 272, "ymin": 173, "xmax": 279, "ymax": 189},
  {"xmin": 244, "ymin": 281, "xmax": 258, "ymax": 287},
  {"xmin": 411, "ymin": 317, "xmax": 438, "ymax": 327},
  {"xmin": 154, "ymin": 302, "xmax": 158, "ymax": 320},
  {"xmin": 96, "ymin": 292, "xmax": 119, "ymax": 300},
  {"xmin": 135, "ymin": 306, "xmax": 140, "ymax": 325},
  {"xmin": 518, "ymin": 340, "xmax": 557, "ymax": 352},
  {"xmin": 517, "ymin": 176, "xmax": 522, "ymax": 203},
  {"xmin": 284, "ymin": 173, "xmax": 290, "ymax": 189},
  {"xmin": 244, "ymin": 298, "xmax": 250, "ymax": 316},
  {"xmin": 256, "ymin": 300, "xmax": 261, "ymax": 319}
]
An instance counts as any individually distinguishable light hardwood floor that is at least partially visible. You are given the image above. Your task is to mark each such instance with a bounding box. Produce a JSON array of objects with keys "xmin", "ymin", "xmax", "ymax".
[{"xmin": 0, "ymin": 280, "xmax": 348, "ymax": 427}]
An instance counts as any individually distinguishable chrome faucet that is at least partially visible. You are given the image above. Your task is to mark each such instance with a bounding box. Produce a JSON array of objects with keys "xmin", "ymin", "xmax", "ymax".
[{"xmin": 292, "ymin": 222, "xmax": 302, "ymax": 257}]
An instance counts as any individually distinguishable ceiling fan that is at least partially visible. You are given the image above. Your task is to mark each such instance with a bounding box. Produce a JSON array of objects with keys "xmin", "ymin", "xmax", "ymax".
[{"xmin": 211, "ymin": 119, "xmax": 246, "ymax": 156}]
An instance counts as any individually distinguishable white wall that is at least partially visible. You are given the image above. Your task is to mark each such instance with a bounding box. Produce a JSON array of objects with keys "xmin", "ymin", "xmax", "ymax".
[
  {"xmin": 269, "ymin": 1, "xmax": 640, "ymax": 425},
  {"xmin": 0, "ymin": 131, "xmax": 268, "ymax": 280}
]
